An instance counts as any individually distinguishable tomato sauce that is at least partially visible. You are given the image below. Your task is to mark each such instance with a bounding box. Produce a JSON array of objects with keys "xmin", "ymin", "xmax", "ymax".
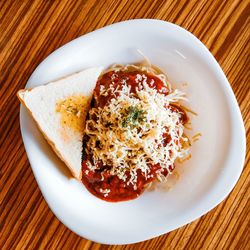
[{"xmin": 81, "ymin": 69, "xmax": 187, "ymax": 202}]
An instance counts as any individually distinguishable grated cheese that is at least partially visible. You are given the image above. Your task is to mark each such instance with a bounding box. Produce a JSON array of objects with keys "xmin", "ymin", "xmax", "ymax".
[{"xmin": 84, "ymin": 71, "xmax": 190, "ymax": 188}]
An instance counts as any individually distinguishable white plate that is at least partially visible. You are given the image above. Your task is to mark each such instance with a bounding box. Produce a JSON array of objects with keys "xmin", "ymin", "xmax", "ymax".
[{"xmin": 20, "ymin": 19, "xmax": 246, "ymax": 244}]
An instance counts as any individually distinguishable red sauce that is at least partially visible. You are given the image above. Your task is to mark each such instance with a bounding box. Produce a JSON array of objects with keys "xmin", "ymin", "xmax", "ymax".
[
  {"xmin": 81, "ymin": 69, "xmax": 187, "ymax": 202},
  {"xmin": 93, "ymin": 70, "xmax": 169, "ymax": 108}
]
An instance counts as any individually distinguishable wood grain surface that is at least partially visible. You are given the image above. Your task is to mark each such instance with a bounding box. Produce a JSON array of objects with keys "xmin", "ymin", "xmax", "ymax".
[{"xmin": 1, "ymin": 0, "xmax": 249, "ymax": 249}]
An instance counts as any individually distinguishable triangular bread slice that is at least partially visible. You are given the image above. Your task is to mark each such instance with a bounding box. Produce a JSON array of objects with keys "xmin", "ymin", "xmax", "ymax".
[{"xmin": 17, "ymin": 67, "xmax": 103, "ymax": 179}]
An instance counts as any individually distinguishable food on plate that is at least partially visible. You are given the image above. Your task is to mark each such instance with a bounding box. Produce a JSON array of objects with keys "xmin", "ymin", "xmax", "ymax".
[
  {"xmin": 18, "ymin": 63, "xmax": 192, "ymax": 202},
  {"xmin": 17, "ymin": 67, "xmax": 102, "ymax": 179},
  {"xmin": 81, "ymin": 64, "xmax": 191, "ymax": 202}
]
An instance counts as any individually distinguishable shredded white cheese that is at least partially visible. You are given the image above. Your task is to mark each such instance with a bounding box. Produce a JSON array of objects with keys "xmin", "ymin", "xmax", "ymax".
[{"xmin": 85, "ymin": 72, "xmax": 189, "ymax": 188}]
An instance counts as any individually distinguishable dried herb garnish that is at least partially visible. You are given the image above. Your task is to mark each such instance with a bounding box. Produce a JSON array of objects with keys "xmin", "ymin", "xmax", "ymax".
[{"xmin": 122, "ymin": 106, "xmax": 146, "ymax": 128}]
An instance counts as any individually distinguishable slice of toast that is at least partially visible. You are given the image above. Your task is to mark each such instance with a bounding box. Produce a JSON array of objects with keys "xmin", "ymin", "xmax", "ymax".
[{"xmin": 17, "ymin": 67, "xmax": 103, "ymax": 179}]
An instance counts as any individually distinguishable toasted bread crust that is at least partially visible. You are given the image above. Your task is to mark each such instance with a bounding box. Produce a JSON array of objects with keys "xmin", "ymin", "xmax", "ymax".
[
  {"xmin": 17, "ymin": 89, "xmax": 82, "ymax": 179},
  {"xmin": 17, "ymin": 68, "xmax": 103, "ymax": 180}
]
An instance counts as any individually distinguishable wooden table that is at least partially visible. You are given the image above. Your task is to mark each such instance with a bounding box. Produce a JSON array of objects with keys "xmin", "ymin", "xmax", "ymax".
[{"xmin": 1, "ymin": 0, "xmax": 249, "ymax": 249}]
